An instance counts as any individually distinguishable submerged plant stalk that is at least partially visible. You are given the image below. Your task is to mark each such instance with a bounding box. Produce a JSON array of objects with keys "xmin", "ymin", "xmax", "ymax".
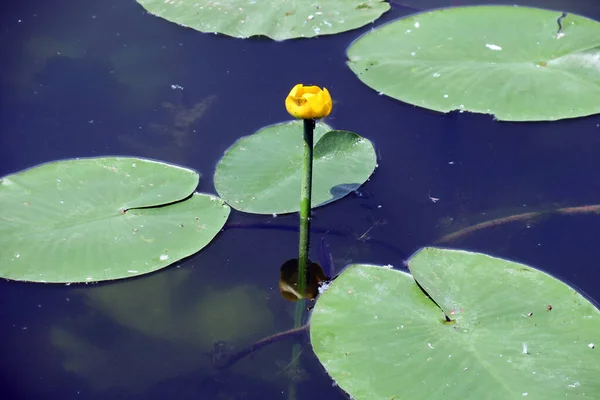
[
  {"xmin": 435, "ymin": 203, "xmax": 600, "ymax": 244},
  {"xmin": 212, "ymin": 324, "xmax": 309, "ymax": 369}
]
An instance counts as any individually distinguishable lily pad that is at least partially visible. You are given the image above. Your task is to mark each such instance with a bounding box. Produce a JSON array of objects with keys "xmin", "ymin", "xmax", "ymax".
[
  {"xmin": 347, "ymin": 6, "xmax": 600, "ymax": 121},
  {"xmin": 214, "ymin": 120, "xmax": 377, "ymax": 214},
  {"xmin": 310, "ymin": 248, "xmax": 600, "ymax": 399},
  {"xmin": 0, "ymin": 157, "xmax": 230, "ymax": 283},
  {"xmin": 135, "ymin": 0, "xmax": 390, "ymax": 41}
]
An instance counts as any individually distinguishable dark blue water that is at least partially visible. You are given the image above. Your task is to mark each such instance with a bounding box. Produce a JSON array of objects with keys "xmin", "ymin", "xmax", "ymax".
[{"xmin": 1, "ymin": 0, "xmax": 600, "ymax": 398}]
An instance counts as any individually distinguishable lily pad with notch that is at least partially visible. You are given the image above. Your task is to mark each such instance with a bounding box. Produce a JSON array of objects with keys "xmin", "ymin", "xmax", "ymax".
[
  {"xmin": 347, "ymin": 5, "xmax": 600, "ymax": 121},
  {"xmin": 0, "ymin": 157, "xmax": 230, "ymax": 283},
  {"xmin": 214, "ymin": 120, "xmax": 377, "ymax": 215},
  {"xmin": 310, "ymin": 247, "xmax": 600, "ymax": 399}
]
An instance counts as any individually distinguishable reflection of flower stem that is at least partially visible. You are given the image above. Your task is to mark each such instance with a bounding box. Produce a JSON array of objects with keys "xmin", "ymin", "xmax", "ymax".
[
  {"xmin": 435, "ymin": 204, "xmax": 600, "ymax": 244},
  {"xmin": 214, "ymin": 324, "xmax": 309, "ymax": 369}
]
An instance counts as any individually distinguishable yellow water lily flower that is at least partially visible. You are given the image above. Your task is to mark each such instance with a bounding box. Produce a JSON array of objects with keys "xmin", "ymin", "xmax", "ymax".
[{"xmin": 285, "ymin": 84, "xmax": 332, "ymax": 120}]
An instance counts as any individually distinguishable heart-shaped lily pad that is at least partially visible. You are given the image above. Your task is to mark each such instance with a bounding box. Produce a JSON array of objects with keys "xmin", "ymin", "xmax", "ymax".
[
  {"xmin": 347, "ymin": 6, "xmax": 600, "ymax": 121},
  {"xmin": 214, "ymin": 120, "xmax": 377, "ymax": 214},
  {"xmin": 310, "ymin": 248, "xmax": 600, "ymax": 399},
  {"xmin": 0, "ymin": 157, "xmax": 230, "ymax": 283}
]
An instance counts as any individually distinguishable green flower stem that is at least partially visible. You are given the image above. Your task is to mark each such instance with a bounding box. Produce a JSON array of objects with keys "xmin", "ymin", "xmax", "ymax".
[
  {"xmin": 288, "ymin": 118, "xmax": 315, "ymax": 400},
  {"xmin": 298, "ymin": 118, "xmax": 315, "ymax": 299}
]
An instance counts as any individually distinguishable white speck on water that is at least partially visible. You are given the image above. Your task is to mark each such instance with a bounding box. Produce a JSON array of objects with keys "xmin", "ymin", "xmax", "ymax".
[
  {"xmin": 589, "ymin": 343, "xmax": 595, "ymax": 349},
  {"xmin": 522, "ymin": 343, "xmax": 528, "ymax": 354},
  {"xmin": 378, "ymin": 91, "xmax": 384, "ymax": 95},
  {"xmin": 428, "ymin": 343, "xmax": 434, "ymax": 349},
  {"xmin": 56, "ymin": 179, "xmax": 61, "ymax": 183},
  {"xmin": 15, "ymin": 253, "xmax": 20, "ymax": 258},
  {"xmin": 556, "ymin": 32, "xmax": 566, "ymax": 39},
  {"xmin": 485, "ymin": 44, "xmax": 502, "ymax": 51},
  {"xmin": 307, "ymin": 14, "xmax": 314, "ymax": 20},
  {"xmin": 171, "ymin": 84, "xmax": 184, "ymax": 90},
  {"xmin": 272, "ymin": 213, "xmax": 277, "ymax": 217},
  {"xmin": 59, "ymin": 200, "xmax": 64, "ymax": 204},
  {"xmin": 411, "ymin": 52, "xmax": 416, "ymax": 56},
  {"xmin": 323, "ymin": 20, "xmax": 332, "ymax": 27},
  {"xmin": 127, "ymin": 270, "xmax": 138, "ymax": 273},
  {"xmin": 522, "ymin": 393, "xmax": 528, "ymax": 396},
  {"xmin": 383, "ymin": 264, "xmax": 393, "ymax": 269},
  {"xmin": 406, "ymin": 29, "xmax": 412, "ymax": 33},
  {"xmin": 132, "ymin": 163, "xmax": 136, "ymax": 167},
  {"xmin": 374, "ymin": 314, "xmax": 378, "ymax": 319},
  {"xmin": 86, "ymin": 277, "xmax": 93, "ymax": 281},
  {"xmin": 568, "ymin": 382, "xmax": 581, "ymax": 388},
  {"xmin": 443, "ymin": 94, "xmax": 449, "ymax": 98},
  {"xmin": 432, "ymin": 72, "xmax": 441, "ymax": 77},
  {"xmin": 414, "ymin": 21, "xmax": 420, "ymax": 28},
  {"xmin": 160, "ymin": 254, "xmax": 169, "ymax": 261}
]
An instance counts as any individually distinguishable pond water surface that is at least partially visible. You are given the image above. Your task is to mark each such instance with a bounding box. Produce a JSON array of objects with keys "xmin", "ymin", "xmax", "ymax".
[{"xmin": 1, "ymin": 0, "xmax": 600, "ymax": 399}]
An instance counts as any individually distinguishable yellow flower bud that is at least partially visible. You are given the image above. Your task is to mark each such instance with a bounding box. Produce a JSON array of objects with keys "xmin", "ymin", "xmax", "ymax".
[{"xmin": 285, "ymin": 84, "xmax": 332, "ymax": 120}]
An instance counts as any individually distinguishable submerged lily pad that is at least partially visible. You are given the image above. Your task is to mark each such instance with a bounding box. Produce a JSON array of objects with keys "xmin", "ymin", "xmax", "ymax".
[
  {"xmin": 136, "ymin": 0, "xmax": 390, "ymax": 41},
  {"xmin": 347, "ymin": 6, "xmax": 600, "ymax": 121},
  {"xmin": 0, "ymin": 157, "xmax": 230, "ymax": 283},
  {"xmin": 51, "ymin": 267, "xmax": 276, "ymax": 393},
  {"xmin": 310, "ymin": 248, "xmax": 600, "ymax": 399},
  {"xmin": 214, "ymin": 120, "xmax": 377, "ymax": 214}
]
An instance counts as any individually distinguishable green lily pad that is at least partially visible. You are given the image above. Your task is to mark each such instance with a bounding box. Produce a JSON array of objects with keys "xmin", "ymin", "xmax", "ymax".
[
  {"xmin": 214, "ymin": 120, "xmax": 377, "ymax": 214},
  {"xmin": 135, "ymin": 0, "xmax": 390, "ymax": 41},
  {"xmin": 0, "ymin": 157, "xmax": 230, "ymax": 283},
  {"xmin": 347, "ymin": 6, "xmax": 600, "ymax": 121},
  {"xmin": 310, "ymin": 248, "xmax": 600, "ymax": 399}
]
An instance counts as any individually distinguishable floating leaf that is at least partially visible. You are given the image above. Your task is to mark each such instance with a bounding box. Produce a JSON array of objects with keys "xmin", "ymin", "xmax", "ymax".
[
  {"xmin": 0, "ymin": 157, "xmax": 230, "ymax": 283},
  {"xmin": 135, "ymin": 0, "xmax": 390, "ymax": 41},
  {"xmin": 310, "ymin": 248, "xmax": 600, "ymax": 399},
  {"xmin": 347, "ymin": 6, "xmax": 600, "ymax": 121},
  {"xmin": 214, "ymin": 120, "xmax": 377, "ymax": 214}
]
